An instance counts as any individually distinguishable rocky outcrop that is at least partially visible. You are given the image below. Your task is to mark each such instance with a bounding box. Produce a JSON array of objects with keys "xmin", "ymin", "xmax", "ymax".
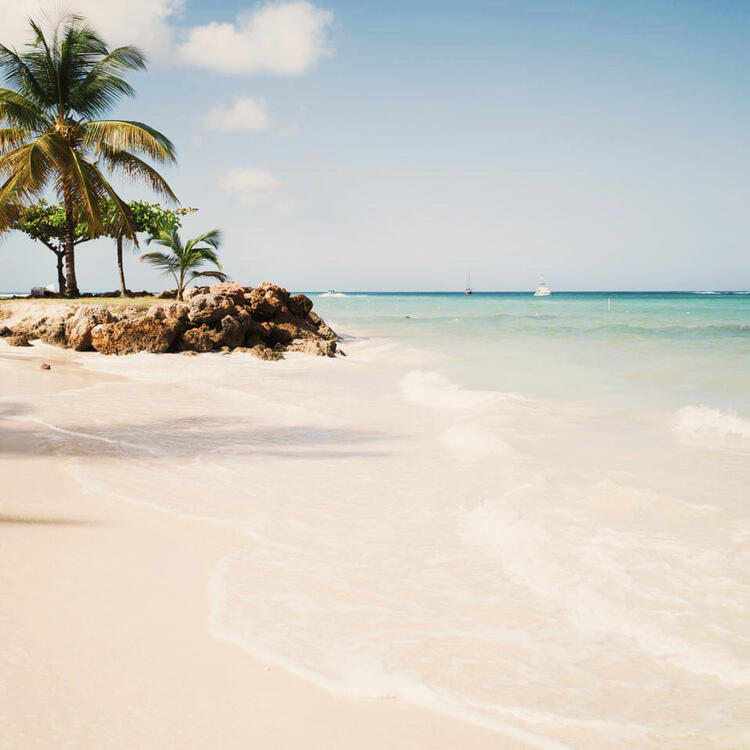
[
  {"xmin": 287, "ymin": 338, "xmax": 337, "ymax": 357},
  {"xmin": 0, "ymin": 281, "xmax": 340, "ymax": 359},
  {"xmin": 220, "ymin": 315, "xmax": 245, "ymax": 349},
  {"xmin": 288, "ymin": 293, "xmax": 314, "ymax": 318},
  {"xmin": 187, "ymin": 293, "xmax": 236, "ymax": 325},
  {"xmin": 8, "ymin": 333, "xmax": 31, "ymax": 347},
  {"xmin": 180, "ymin": 324, "xmax": 224, "ymax": 353},
  {"xmin": 247, "ymin": 282, "xmax": 288, "ymax": 321},
  {"xmin": 209, "ymin": 282, "xmax": 246, "ymax": 306},
  {"xmin": 66, "ymin": 306, "xmax": 115, "ymax": 351},
  {"xmin": 90, "ymin": 304, "xmax": 187, "ymax": 355}
]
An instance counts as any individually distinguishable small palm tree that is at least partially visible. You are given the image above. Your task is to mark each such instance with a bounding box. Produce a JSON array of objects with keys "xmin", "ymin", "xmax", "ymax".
[
  {"xmin": 0, "ymin": 15, "xmax": 177, "ymax": 296},
  {"xmin": 141, "ymin": 228, "xmax": 227, "ymax": 300}
]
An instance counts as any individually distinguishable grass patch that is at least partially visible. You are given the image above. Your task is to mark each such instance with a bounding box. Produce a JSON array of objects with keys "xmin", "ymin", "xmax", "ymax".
[{"xmin": 0, "ymin": 296, "xmax": 161, "ymax": 309}]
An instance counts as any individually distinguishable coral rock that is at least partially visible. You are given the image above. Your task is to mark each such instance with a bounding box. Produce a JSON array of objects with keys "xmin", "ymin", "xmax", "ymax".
[
  {"xmin": 182, "ymin": 286, "xmax": 208, "ymax": 302},
  {"xmin": 91, "ymin": 314, "xmax": 181, "ymax": 355},
  {"xmin": 65, "ymin": 306, "xmax": 114, "ymax": 351},
  {"xmin": 187, "ymin": 293, "xmax": 236, "ymax": 325},
  {"xmin": 220, "ymin": 315, "xmax": 245, "ymax": 349},
  {"xmin": 180, "ymin": 324, "xmax": 224, "ymax": 353},
  {"xmin": 247, "ymin": 282, "xmax": 289, "ymax": 321},
  {"xmin": 8, "ymin": 333, "xmax": 32, "ymax": 347},
  {"xmin": 209, "ymin": 282, "xmax": 246, "ymax": 306},
  {"xmin": 288, "ymin": 293, "xmax": 314, "ymax": 318},
  {"xmin": 287, "ymin": 339, "xmax": 337, "ymax": 358},
  {"xmin": 307, "ymin": 311, "xmax": 338, "ymax": 341},
  {"xmin": 248, "ymin": 344, "xmax": 285, "ymax": 361}
]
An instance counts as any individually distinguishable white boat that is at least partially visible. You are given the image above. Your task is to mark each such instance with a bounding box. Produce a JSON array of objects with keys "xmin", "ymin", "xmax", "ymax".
[
  {"xmin": 325, "ymin": 289, "xmax": 336, "ymax": 296},
  {"xmin": 533, "ymin": 277, "xmax": 551, "ymax": 297},
  {"xmin": 464, "ymin": 273, "xmax": 472, "ymax": 295}
]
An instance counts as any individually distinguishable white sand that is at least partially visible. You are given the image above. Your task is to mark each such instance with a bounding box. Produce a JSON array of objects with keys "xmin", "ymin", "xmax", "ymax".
[
  {"xmin": 3, "ymin": 324, "xmax": 746, "ymax": 750},
  {"xmin": 0, "ymin": 342, "xmax": 526, "ymax": 750}
]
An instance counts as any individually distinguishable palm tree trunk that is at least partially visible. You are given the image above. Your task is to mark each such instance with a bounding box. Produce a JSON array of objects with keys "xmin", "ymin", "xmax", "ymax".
[
  {"xmin": 56, "ymin": 251, "xmax": 66, "ymax": 294},
  {"xmin": 63, "ymin": 189, "xmax": 80, "ymax": 296},
  {"xmin": 116, "ymin": 235, "xmax": 130, "ymax": 296}
]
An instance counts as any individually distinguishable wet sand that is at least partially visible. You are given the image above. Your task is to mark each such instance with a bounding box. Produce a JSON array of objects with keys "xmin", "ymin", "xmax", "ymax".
[{"xmin": 0, "ymin": 342, "xmax": 527, "ymax": 750}]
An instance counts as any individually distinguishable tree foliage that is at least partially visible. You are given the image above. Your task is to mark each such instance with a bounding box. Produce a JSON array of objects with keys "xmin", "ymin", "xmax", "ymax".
[
  {"xmin": 141, "ymin": 228, "xmax": 226, "ymax": 300},
  {"xmin": 14, "ymin": 198, "xmax": 89, "ymax": 249},
  {"xmin": 0, "ymin": 15, "xmax": 177, "ymax": 295},
  {"xmin": 12, "ymin": 198, "xmax": 196, "ymax": 293},
  {"xmin": 102, "ymin": 200, "xmax": 194, "ymax": 239},
  {"xmin": 14, "ymin": 198, "xmax": 194, "ymax": 244}
]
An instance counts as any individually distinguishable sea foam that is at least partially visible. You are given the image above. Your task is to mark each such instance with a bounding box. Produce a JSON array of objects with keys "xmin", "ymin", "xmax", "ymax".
[{"xmin": 675, "ymin": 405, "xmax": 750, "ymax": 440}]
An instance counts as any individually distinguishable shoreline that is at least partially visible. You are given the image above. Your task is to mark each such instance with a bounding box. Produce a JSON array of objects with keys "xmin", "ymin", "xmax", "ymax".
[
  {"xmin": 0, "ymin": 341, "xmax": 538, "ymax": 750},
  {"xmin": 2, "ymin": 299, "xmax": 747, "ymax": 749}
]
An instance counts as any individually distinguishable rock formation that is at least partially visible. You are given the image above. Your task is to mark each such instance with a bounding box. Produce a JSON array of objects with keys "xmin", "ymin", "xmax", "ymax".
[{"xmin": 1, "ymin": 282, "xmax": 340, "ymax": 360}]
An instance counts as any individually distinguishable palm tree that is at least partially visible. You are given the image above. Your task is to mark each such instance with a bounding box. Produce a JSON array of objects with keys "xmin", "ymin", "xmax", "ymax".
[
  {"xmin": 141, "ymin": 228, "xmax": 227, "ymax": 300},
  {"xmin": 0, "ymin": 15, "xmax": 177, "ymax": 296}
]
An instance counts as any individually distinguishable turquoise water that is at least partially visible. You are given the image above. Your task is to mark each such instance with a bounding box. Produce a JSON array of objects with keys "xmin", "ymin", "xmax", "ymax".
[{"xmin": 312, "ymin": 292, "xmax": 750, "ymax": 412}]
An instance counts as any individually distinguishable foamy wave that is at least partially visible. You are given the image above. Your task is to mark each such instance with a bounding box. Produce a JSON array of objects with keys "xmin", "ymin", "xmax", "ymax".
[
  {"xmin": 209, "ymin": 553, "xmax": 573, "ymax": 750},
  {"xmin": 440, "ymin": 423, "xmax": 519, "ymax": 463},
  {"xmin": 674, "ymin": 406, "xmax": 750, "ymax": 440},
  {"xmin": 401, "ymin": 371, "xmax": 494, "ymax": 409},
  {"xmin": 463, "ymin": 482, "xmax": 750, "ymax": 686}
]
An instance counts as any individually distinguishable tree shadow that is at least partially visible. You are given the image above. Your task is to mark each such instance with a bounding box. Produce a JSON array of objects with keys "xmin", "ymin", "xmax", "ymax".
[
  {"xmin": 0, "ymin": 415, "xmax": 389, "ymax": 460},
  {"xmin": 0, "ymin": 514, "xmax": 100, "ymax": 526}
]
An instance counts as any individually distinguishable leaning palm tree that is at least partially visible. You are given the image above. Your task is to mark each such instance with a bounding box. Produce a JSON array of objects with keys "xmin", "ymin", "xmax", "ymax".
[
  {"xmin": 0, "ymin": 15, "xmax": 177, "ymax": 296},
  {"xmin": 141, "ymin": 228, "xmax": 227, "ymax": 300}
]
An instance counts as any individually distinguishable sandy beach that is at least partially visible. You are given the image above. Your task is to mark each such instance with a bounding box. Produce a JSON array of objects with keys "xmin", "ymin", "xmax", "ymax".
[
  {"xmin": 0, "ymin": 341, "xmax": 530, "ymax": 750},
  {"xmin": 2, "ymin": 289, "xmax": 749, "ymax": 750}
]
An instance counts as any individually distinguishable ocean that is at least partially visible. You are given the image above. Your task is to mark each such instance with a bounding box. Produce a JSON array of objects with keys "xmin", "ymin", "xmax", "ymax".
[{"xmin": 16, "ymin": 291, "xmax": 750, "ymax": 748}]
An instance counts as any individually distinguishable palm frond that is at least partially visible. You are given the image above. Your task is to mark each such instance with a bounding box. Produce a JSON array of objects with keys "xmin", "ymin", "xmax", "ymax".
[
  {"xmin": 140, "ymin": 250, "xmax": 179, "ymax": 273},
  {"xmin": 147, "ymin": 227, "xmax": 183, "ymax": 254},
  {"xmin": 0, "ymin": 44, "xmax": 47, "ymax": 105},
  {"xmin": 0, "ymin": 133, "xmax": 59, "ymax": 213},
  {"xmin": 96, "ymin": 145, "xmax": 178, "ymax": 203},
  {"xmin": 73, "ymin": 45, "xmax": 146, "ymax": 114},
  {"xmin": 141, "ymin": 227, "xmax": 225, "ymax": 287},
  {"xmin": 75, "ymin": 152, "xmax": 138, "ymax": 240},
  {"xmin": 0, "ymin": 89, "xmax": 48, "ymax": 130},
  {"xmin": 185, "ymin": 229, "xmax": 222, "ymax": 252},
  {"xmin": 63, "ymin": 148, "xmax": 107, "ymax": 234},
  {"xmin": 189, "ymin": 270, "xmax": 228, "ymax": 283},
  {"xmin": 83, "ymin": 120, "xmax": 176, "ymax": 163},
  {"xmin": 0, "ymin": 195, "xmax": 22, "ymax": 234},
  {"xmin": 0, "ymin": 127, "xmax": 30, "ymax": 155},
  {"xmin": 187, "ymin": 245, "xmax": 222, "ymax": 268}
]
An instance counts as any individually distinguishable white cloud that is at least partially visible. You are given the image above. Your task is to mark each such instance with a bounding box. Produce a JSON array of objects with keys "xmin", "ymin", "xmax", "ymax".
[
  {"xmin": 0, "ymin": 0, "xmax": 182, "ymax": 60},
  {"xmin": 203, "ymin": 96, "xmax": 272, "ymax": 132},
  {"xmin": 177, "ymin": 1, "xmax": 333, "ymax": 75},
  {"xmin": 219, "ymin": 167, "xmax": 292, "ymax": 213}
]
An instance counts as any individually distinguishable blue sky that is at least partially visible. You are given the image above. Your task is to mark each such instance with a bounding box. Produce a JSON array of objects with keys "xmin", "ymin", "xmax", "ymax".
[{"xmin": 1, "ymin": 0, "xmax": 749, "ymax": 291}]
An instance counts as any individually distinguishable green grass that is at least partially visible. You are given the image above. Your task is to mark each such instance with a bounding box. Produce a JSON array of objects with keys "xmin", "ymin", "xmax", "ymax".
[{"xmin": 0, "ymin": 296, "xmax": 161, "ymax": 310}]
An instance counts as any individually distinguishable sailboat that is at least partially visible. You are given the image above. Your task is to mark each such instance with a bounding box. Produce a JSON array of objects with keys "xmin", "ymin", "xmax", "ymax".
[
  {"xmin": 464, "ymin": 273, "xmax": 472, "ymax": 295},
  {"xmin": 533, "ymin": 276, "xmax": 551, "ymax": 297}
]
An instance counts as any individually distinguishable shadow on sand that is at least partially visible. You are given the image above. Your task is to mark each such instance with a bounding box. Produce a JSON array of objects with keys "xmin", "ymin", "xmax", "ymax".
[
  {"xmin": 0, "ymin": 514, "xmax": 100, "ymax": 526},
  {"xmin": 0, "ymin": 411, "xmax": 389, "ymax": 460}
]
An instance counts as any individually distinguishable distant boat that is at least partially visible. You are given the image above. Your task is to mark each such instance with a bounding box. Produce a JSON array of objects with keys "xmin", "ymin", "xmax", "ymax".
[
  {"xmin": 533, "ymin": 277, "xmax": 551, "ymax": 297},
  {"xmin": 325, "ymin": 289, "xmax": 336, "ymax": 296},
  {"xmin": 464, "ymin": 273, "xmax": 472, "ymax": 295}
]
